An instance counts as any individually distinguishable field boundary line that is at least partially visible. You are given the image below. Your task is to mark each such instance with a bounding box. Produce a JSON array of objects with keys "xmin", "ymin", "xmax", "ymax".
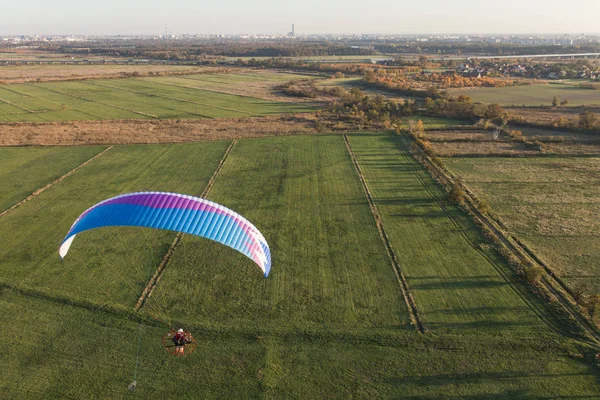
[
  {"xmin": 134, "ymin": 140, "xmax": 237, "ymax": 312},
  {"xmin": 0, "ymin": 96, "xmax": 34, "ymax": 113},
  {"xmin": 343, "ymin": 134, "xmax": 425, "ymax": 333},
  {"xmin": 31, "ymin": 84, "xmax": 158, "ymax": 119},
  {"xmin": 407, "ymin": 134, "xmax": 600, "ymax": 345},
  {"xmin": 0, "ymin": 146, "xmax": 113, "ymax": 219}
]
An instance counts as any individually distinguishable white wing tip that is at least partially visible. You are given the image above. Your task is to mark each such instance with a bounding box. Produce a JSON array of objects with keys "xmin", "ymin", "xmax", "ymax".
[{"xmin": 59, "ymin": 235, "xmax": 76, "ymax": 259}]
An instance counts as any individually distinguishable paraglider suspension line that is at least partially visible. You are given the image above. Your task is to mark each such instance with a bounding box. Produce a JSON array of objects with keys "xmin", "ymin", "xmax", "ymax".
[{"xmin": 132, "ymin": 321, "xmax": 144, "ymax": 384}]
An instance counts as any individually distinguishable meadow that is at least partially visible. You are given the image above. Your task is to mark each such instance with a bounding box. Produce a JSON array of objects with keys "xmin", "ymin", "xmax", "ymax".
[
  {"xmin": 347, "ymin": 133, "xmax": 559, "ymax": 333},
  {"xmin": 2, "ymin": 134, "xmax": 600, "ymax": 398},
  {"xmin": 0, "ymin": 146, "xmax": 107, "ymax": 212},
  {"xmin": 449, "ymin": 82, "xmax": 600, "ymax": 106},
  {"xmin": 444, "ymin": 156, "xmax": 600, "ymax": 294},
  {"xmin": 0, "ymin": 71, "xmax": 316, "ymax": 122}
]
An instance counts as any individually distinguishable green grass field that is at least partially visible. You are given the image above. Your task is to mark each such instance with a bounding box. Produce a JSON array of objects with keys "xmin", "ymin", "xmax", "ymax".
[
  {"xmin": 1, "ymin": 135, "xmax": 600, "ymax": 398},
  {"xmin": 0, "ymin": 142, "xmax": 231, "ymax": 307},
  {"xmin": 449, "ymin": 83, "xmax": 600, "ymax": 106},
  {"xmin": 0, "ymin": 72, "xmax": 317, "ymax": 122},
  {"xmin": 444, "ymin": 156, "xmax": 600, "ymax": 293},
  {"xmin": 348, "ymin": 133, "xmax": 558, "ymax": 333},
  {"xmin": 147, "ymin": 136, "xmax": 409, "ymax": 331},
  {"xmin": 0, "ymin": 146, "xmax": 107, "ymax": 212}
]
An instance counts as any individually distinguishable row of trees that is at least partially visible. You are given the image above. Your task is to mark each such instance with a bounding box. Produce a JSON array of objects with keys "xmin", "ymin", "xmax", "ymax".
[
  {"xmin": 549, "ymin": 111, "xmax": 600, "ymax": 131},
  {"xmin": 423, "ymin": 96, "xmax": 505, "ymax": 120},
  {"xmin": 277, "ymin": 79, "xmax": 346, "ymax": 98},
  {"xmin": 326, "ymin": 89, "xmax": 418, "ymax": 124}
]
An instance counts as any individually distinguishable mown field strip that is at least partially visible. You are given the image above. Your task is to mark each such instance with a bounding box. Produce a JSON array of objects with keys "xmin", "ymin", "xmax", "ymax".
[
  {"xmin": 146, "ymin": 135, "xmax": 410, "ymax": 331},
  {"xmin": 134, "ymin": 140, "xmax": 237, "ymax": 311},
  {"xmin": 0, "ymin": 146, "xmax": 113, "ymax": 219},
  {"xmin": 34, "ymin": 84, "xmax": 158, "ymax": 118},
  {"xmin": 0, "ymin": 141, "xmax": 232, "ymax": 308},
  {"xmin": 348, "ymin": 133, "xmax": 545, "ymax": 333},
  {"xmin": 343, "ymin": 134, "xmax": 424, "ymax": 333},
  {"xmin": 89, "ymin": 80, "xmax": 256, "ymax": 117}
]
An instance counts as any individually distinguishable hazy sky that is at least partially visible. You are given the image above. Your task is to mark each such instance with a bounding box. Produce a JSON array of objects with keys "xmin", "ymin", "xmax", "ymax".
[{"xmin": 1, "ymin": 0, "xmax": 599, "ymax": 35}]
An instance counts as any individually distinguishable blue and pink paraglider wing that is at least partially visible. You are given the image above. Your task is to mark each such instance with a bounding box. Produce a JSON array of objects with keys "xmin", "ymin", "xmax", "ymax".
[{"xmin": 58, "ymin": 192, "xmax": 271, "ymax": 277}]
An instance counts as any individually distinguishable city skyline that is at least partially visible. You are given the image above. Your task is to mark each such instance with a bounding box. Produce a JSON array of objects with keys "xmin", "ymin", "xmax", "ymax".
[{"xmin": 1, "ymin": 0, "xmax": 599, "ymax": 36}]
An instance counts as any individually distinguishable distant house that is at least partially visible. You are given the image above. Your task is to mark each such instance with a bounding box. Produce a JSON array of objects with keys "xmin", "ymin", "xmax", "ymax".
[{"xmin": 457, "ymin": 63, "xmax": 471, "ymax": 72}]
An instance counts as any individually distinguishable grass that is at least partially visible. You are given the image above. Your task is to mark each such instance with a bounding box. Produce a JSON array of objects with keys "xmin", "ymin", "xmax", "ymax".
[
  {"xmin": 0, "ymin": 146, "xmax": 107, "ymax": 212},
  {"xmin": 146, "ymin": 135, "xmax": 410, "ymax": 331},
  {"xmin": 449, "ymin": 83, "xmax": 600, "ymax": 106},
  {"xmin": 4, "ymin": 287, "xmax": 599, "ymax": 399},
  {"xmin": 0, "ymin": 141, "xmax": 231, "ymax": 308},
  {"xmin": 347, "ymin": 132, "xmax": 557, "ymax": 333},
  {"xmin": 1, "ymin": 135, "xmax": 600, "ymax": 398},
  {"xmin": 0, "ymin": 72, "xmax": 317, "ymax": 122},
  {"xmin": 444, "ymin": 156, "xmax": 600, "ymax": 292}
]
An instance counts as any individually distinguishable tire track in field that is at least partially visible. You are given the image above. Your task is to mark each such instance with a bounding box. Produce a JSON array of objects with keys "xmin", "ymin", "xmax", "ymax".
[
  {"xmin": 395, "ymin": 135, "xmax": 566, "ymax": 336},
  {"xmin": 31, "ymin": 84, "xmax": 158, "ymax": 119},
  {"xmin": 405, "ymin": 135, "xmax": 600, "ymax": 345},
  {"xmin": 134, "ymin": 140, "xmax": 237, "ymax": 312},
  {"xmin": 0, "ymin": 146, "xmax": 113, "ymax": 219},
  {"xmin": 343, "ymin": 134, "xmax": 425, "ymax": 333}
]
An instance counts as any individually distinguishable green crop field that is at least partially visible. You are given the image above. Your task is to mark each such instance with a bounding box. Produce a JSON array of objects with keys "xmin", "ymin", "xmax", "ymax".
[
  {"xmin": 0, "ymin": 142, "xmax": 231, "ymax": 307},
  {"xmin": 0, "ymin": 72, "xmax": 317, "ymax": 122},
  {"xmin": 0, "ymin": 146, "xmax": 107, "ymax": 212},
  {"xmin": 147, "ymin": 136, "xmax": 409, "ymax": 331},
  {"xmin": 444, "ymin": 156, "xmax": 600, "ymax": 294},
  {"xmin": 449, "ymin": 83, "xmax": 600, "ymax": 106},
  {"xmin": 1, "ymin": 135, "xmax": 599, "ymax": 398}
]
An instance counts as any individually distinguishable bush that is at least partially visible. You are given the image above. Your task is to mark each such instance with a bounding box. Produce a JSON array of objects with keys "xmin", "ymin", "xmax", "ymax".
[
  {"xmin": 449, "ymin": 181, "xmax": 466, "ymax": 204},
  {"xmin": 478, "ymin": 199, "xmax": 491, "ymax": 214},
  {"xmin": 524, "ymin": 265, "xmax": 544, "ymax": 284}
]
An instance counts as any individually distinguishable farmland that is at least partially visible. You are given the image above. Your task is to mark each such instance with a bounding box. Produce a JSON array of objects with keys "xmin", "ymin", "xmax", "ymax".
[
  {"xmin": 449, "ymin": 82, "xmax": 600, "ymax": 106},
  {"xmin": 0, "ymin": 146, "xmax": 106, "ymax": 212},
  {"xmin": 147, "ymin": 135, "xmax": 410, "ymax": 330},
  {"xmin": 444, "ymin": 156, "xmax": 600, "ymax": 296},
  {"xmin": 0, "ymin": 71, "xmax": 317, "ymax": 122},
  {"xmin": 1, "ymin": 134, "xmax": 600, "ymax": 398},
  {"xmin": 0, "ymin": 141, "xmax": 232, "ymax": 306}
]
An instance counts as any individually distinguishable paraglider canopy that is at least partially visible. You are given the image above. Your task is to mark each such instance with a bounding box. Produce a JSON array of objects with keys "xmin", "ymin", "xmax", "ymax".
[{"xmin": 59, "ymin": 192, "xmax": 271, "ymax": 277}]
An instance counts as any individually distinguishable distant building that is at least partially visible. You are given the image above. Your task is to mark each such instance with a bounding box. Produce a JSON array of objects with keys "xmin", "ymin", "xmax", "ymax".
[{"xmin": 288, "ymin": 24, "xmax": 295, "ymax": 37}]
